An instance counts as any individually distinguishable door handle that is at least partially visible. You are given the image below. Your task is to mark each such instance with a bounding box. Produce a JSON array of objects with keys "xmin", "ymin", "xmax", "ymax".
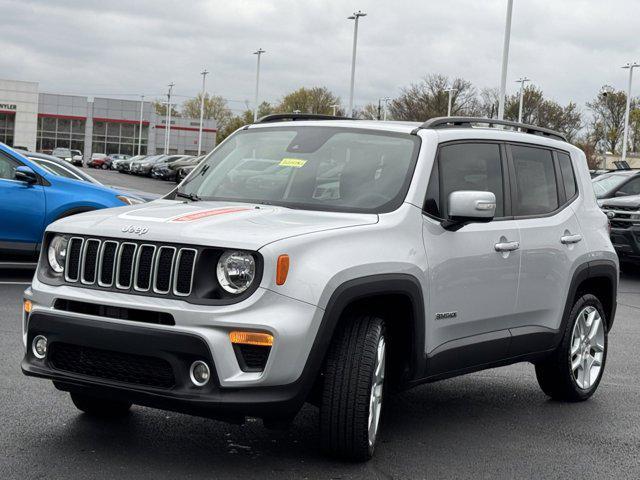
[
  {"xmin": 560, "ymin": 234, "xmax": 582, "ymax": 245},
  {"xmin": 494, "ymin": 241, "xmax": 520, "ymax": 252}
]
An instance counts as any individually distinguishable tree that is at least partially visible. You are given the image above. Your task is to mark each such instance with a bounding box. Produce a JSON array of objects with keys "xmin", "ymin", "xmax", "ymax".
[
  {"xmin": 181, "ymin": 94, "xmax": 233, "ymax": 129},
  {"xmin": 503, "ymin": 85, "xmax": 582, "ymax": 142},
  {"xmin": 153, "ymin": 100, "xmax": 179, "ymax": 117},
  {"xmin": 354, "ymin": 102, "xmax": 380, "ymax": 120},
  {"xmin": 277, "ymin": 87, "xmax": 341, "ymax": 114},
  {"xmin": 388, "ymin": 74, "xmax": 478, "ymax": 121},
  {"xmin": 254, "ymin": 101, "xmax": 275, "ymax": 120},
  {"xmin": 478, "ymin": 87, "xmax": 500, "ymax": 119},
  {"xmin": 586, "ymin": 86, "xmax": 629, "ymax": 153}
]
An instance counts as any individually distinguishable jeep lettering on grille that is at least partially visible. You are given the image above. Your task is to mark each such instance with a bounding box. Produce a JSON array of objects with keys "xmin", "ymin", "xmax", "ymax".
[{"xmin": 121, "ymin": 225, "xmax": 149, "ymax": 235}]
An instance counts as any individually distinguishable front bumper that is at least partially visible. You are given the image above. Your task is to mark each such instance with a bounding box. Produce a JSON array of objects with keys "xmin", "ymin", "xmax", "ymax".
[
  {"xmin": 22, "ymin": 279, "xmax": 324, "ymax": 419},
  {"xmin": 151, "ymin": 168, "xmax": 175, "ymax": 180},
  {"xmin": 610, "ymin": 225, "xmax": 640, "ymax": 262}
]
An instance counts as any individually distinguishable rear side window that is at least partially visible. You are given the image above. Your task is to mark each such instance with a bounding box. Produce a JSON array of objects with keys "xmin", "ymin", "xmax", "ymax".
[
  {"xmin": 511, "ymin": 145, "xmax": 558, "ymax": 216},
  {"xmin": 425, "ymin": 143, "xmax": 504, "ymax": 219},
  {"xmin": 557, "ymin": 152, "xmax": 577, "ymax": 199}
]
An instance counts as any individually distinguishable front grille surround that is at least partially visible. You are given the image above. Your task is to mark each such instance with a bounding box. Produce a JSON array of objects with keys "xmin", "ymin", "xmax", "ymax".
[{"xmin": 41, "ymin": 233, "xmax": 263, "ymax": 305}]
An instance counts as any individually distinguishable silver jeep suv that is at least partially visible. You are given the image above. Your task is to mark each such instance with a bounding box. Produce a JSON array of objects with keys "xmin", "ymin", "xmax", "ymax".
[{"xmin": 22, "ymin": 115, "xmax": 618, "ymax": 461}]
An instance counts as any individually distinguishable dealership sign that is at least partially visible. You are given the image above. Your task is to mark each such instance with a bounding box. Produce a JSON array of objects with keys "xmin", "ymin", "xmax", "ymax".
[{"xmin": 0, "ymin": 103, "xmax": 17, "ymax": 111}]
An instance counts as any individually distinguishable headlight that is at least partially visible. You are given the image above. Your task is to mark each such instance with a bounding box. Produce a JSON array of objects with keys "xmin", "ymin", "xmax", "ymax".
[
  {"xmin": 216, "ymin": 251, "xmax": 256, "ymax": 294},
  {"xmin": 116, "ymin": 195, "xmax": 145, "ymax": 205},
  {"xmin": 48, "ymin": 235, "xmax": 69, "ymax": 273}
]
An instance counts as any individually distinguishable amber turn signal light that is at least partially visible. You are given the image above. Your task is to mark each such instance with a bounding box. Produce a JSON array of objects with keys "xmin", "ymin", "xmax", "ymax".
[
  {"xmin": 276, "ymin": 254, "xmax": 290, "ymax": 286},
  {"xmin": 23, "ymin": 299, "xmax": 32, "ymax": 314},
  {"xmin": 229, "ymin": 331, "xmax": 274, "ymax": 347}
]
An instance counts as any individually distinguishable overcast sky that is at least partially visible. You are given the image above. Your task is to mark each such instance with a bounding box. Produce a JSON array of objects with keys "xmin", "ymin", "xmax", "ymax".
[{"xmin": 0, "ymin": 0, "xmax": 638, "ymax": 113}]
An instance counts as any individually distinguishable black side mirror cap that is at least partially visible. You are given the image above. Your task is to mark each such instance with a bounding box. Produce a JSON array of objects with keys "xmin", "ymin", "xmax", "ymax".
[{"xmin": 15, "ymin": 166, "xmax": 38, "ymax": 185}]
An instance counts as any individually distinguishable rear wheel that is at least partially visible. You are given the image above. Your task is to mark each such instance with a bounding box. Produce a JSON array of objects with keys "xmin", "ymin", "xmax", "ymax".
[
  {"xmin": 101, "ymin": 163, "xmax": 109, "ymax": 170},
  {"xmin": 320, "ymin": 315, "xmax": 386, "ymax": 461},
  {"xmin": 70, "ymin": 392, "xmax": 131, "ymax": 417},
  {"xmin": 535, "ymin": 294, "xmax": 607, "ymax": 401}
]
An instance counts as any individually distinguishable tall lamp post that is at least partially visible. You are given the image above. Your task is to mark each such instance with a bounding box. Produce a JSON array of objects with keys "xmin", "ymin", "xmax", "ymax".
[
  {"xmin": 377, "ymin": 97, "xmax": 390, "ymax": 120},
  {"xmin": 621, "ymin": 62, "xmax": 640, "ymax": 162},
  {"xmin": 253, "ymin": 49, "xmax": 265, "ymax": 122},
  {"xmin": 444, "ymin": 87, "xmax": 457, "ymax": 117},
  {"xmin": 137, "ymin": 95, "xmax": 144, "ymax": 156},
  {"xmin": 347, "ymin": 10, "xmax": 367, "ymax": 117},
  {"xmin": 497, "ymin": 0, "xmax": 513, "ymax": 120},
  {"xmin": 197, "ymin": 69, "xmax": 209, "ymax": 155},
  {"xmin": 515, "ymin": 77, "xmax": 530, "ymax": 124},
  {"xmin": 165, "ymin": 82, "xmax": 174, "ymax": 154}
]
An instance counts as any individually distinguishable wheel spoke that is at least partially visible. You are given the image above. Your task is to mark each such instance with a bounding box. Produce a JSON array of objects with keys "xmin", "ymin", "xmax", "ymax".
[
  {"xmin": 571, "ymin": 354, "xmax": 582, "ymax": 373},
  {"xmin": 571, "ymin": 340, "xmax": 580, "ymax": 357},
  {"xmin": 587, "ymin": 316, "xmax": 601, "ymax": 342},
  {"xmin": 592, "ymin": 341, "xmax": 605, "ymax": 353}
]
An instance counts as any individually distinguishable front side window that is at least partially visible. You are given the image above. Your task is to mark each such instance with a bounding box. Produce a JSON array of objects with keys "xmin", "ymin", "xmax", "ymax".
[
  {"xmin": 592, "ymin": 173, "xmax": 629, "ymax": 197},
  {"xmin": 424, "ymin": 142, "xmax": 505, "ymax": 219},
  {"xmin": 0, "ymin": 151, "xmax": 19, "ymax": 180},
  {"xmin": 179, "ymin": 127, "xmax": 420, "ymax": 213},
  {"xmin": 511, "ymin": 145, "xmax": 558, "ymax": 216},
  {"xmin": 617, "ymin": 177, "xmax": 640, "ymax": 196}
]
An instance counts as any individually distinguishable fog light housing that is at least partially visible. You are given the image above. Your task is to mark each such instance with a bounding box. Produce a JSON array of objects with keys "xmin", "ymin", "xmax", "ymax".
[
  {"xmin": 32, "ymin": 335, "xmax": 48, "ymax": 359},
  {"xmin": 189, "ymin": 360, "xmax": 210, "ymax": 387}
]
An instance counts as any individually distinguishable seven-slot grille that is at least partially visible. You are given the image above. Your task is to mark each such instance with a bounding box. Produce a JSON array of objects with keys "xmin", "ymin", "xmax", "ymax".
[{"xmin": 64, "ymin": 237, "xmax": 197, "ymax": 297}]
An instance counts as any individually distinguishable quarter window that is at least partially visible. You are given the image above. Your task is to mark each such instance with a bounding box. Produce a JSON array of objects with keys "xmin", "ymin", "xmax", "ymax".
[
  {"xmin": 425, "ymin": 143, "xmax": 504, "ymax": 219},
  {"xmin": 511, "ymin": 145, "xmax": 558, "ymax": 216},
  {"xmin": 557, "ymin": 152, "xmax": 577, "ymax": 199}
]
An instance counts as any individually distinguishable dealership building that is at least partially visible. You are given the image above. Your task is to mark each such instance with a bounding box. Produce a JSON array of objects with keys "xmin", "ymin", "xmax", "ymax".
[{"xmin": 0, "ymin": 79, "xmax": 217, "ymax": 158}]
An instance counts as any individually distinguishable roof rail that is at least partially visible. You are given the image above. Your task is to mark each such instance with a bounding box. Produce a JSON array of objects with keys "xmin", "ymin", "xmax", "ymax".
[
  {"xmin": 413, "ymin": 116, "xmax": 567, "ymax": 142},
  {"xmin": 255, "ymin": 113, "xmax": 354, "ymax": 123}
]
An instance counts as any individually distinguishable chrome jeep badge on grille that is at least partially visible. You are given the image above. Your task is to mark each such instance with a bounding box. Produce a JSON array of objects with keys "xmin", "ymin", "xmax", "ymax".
[{"xmin": 121, "ymin": 225, "xmax": 149, "ymax": 235}]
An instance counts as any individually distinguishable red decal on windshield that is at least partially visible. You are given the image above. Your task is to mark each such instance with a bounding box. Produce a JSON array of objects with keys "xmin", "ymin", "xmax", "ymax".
[{"xmin": 171, "ymin": 207, "xmax": 251, "ymax": 222}]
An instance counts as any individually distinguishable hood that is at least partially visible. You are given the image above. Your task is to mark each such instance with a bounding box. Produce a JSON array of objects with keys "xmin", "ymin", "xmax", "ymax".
[
  {"xmin": 49, "ymin": 200, "xmax": 378, "ymax": 250},
  {"xmin": 600, "ymin": 195, "xmax": 640, "ymax": 208}
]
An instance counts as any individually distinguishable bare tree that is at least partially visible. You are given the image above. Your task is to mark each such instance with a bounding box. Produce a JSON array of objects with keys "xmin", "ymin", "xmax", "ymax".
[{"xmin": 587, "ymin": 86, "xmax": 629, "ymax": 153}]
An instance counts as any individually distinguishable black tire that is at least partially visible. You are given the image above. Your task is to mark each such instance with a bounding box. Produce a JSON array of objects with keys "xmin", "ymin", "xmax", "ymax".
[
  {"xmin": 320, "ymin": 315, "xmax": 386, "ymax": 461},
  {"xmin": 70, "ymin": 392, "xmax": 131, "ymax": 417},
  {"xmin": 101, "ymin": 163, "xmax": 109, "ymax": 170},
  {"xmin": 535, "ymin": 294, "xmax": 608, "ymax": 402}
]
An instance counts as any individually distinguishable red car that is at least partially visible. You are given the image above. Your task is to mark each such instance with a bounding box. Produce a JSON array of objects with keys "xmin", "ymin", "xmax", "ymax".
[{"xmin": 88, "ymin": 153, "xmax": 112, "ymax": 169}]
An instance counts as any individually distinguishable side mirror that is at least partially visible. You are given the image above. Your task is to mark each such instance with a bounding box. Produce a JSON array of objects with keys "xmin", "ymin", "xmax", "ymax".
[
  {"xmin": 14, "ymin": 166, "xmax": 38, "ymax": 185},
  {"xmin": 441, "ymin": 190, "xmax": 496, "ymax": 231}
]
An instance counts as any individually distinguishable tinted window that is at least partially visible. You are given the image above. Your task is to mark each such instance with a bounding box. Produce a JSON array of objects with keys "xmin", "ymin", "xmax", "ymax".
[
  {"xmin": 557, "ymin": 152, "xmax": 577, "ymax": 199},
  {"xmin": 425, "ymin": 143, "xmax": 504, "ymax": 218},
  {"xmin": 30, "ymin": 158, "xmax": 83, "ymax": 181},
  {"xmin": 592, "ymin": 173, "xmax": 629, "ymax": 197},
  {"xmin": 617, "ymin": 177, "xmax": 640, "ymax": 196},
  {"xmin": 0, "ymin": 151, "xmax": 19, "ymax": 180},
  {"xmin": 511, "ymin": 145, "xmax": 558, "ymax": 216}
]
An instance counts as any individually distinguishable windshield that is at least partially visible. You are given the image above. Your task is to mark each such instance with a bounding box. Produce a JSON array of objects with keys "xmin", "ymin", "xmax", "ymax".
[
  {"xmin": 592, "ymin": 174, "xmax": 630, "ymax": 197},
  {"xmin": 178, "ymin": 126, "xmax": 420, "ymax": 213}
]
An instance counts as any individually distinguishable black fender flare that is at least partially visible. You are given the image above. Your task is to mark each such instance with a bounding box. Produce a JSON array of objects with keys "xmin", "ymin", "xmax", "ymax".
[{"xmin": 560, "ymin": 259, "xmax": 618, "ymax": 335}]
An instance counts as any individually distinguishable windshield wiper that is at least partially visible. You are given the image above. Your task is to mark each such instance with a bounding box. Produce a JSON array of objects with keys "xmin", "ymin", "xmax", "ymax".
[{"xmin": 175, "ymin": 191, "xmax": 201, "ymax": 202}]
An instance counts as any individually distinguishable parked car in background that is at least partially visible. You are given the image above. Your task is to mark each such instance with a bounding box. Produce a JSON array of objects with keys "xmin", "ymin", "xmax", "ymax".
[
  {"xmin": 600, "ymin": 195, "xmax": 640, "ymax": 270},
  {"xmin": 88, "ymin": 153, "xmax": 112, "ymax": 169},
  {"xmin": 0, "ymin": 144, "xmax": 144, "ymax": 262},
  {"xmin": 151, "ymin": 155, "xmax": 191, "ymax": 180},
  {"xmin": 170, "ymin": 155, "xmax": 205, "ymax": 180},
  {"xmin": 109, "ymin": 154, "xmax": 131, "ymax": 170},
  {"xmin": 592, "ymin": 170, "xmax": 640, "ymax": 204},
  {"xmin": 118, "ymin": 155, "xmax": 144, "ymax": 173},
  {"xmin": 52, "ymin": 148, "xmax": 83, "ymax": 166},
  {"xmin": 131, "ymin": 154, "xmax": 177, "ymax": 176},
  {"xmin": 176, "ymin": 164, "xmax": 196, "ymax": 183},
  {"xmin": 16, "ymin": 150, "xmax": 155, "ymax": 202}
]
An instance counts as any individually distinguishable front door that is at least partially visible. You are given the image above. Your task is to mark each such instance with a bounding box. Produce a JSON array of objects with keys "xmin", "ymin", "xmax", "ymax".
[
  {"xmin": 422, "ymin": 142, "xmax": 520, "ymax": 376},
  {"xmin": 0, "ymin": 150, "xmax": 46, "ymax": 257}
]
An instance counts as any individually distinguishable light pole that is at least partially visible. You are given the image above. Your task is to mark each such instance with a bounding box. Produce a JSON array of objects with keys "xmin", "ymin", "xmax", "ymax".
[
  {"xmin": 347, "ymin": 10, "xmax": 367, "ymax": 117},
  {"xmin": 137, "ymin": 95, "xmax": 144, "ymax": 156},
  {"xmin": 515, "ymin": 77, "xmax": 530, "ymax": 124},
  {"xmin": 197, "ymin": 69, "xmax": 209, "ymax": 156},
  {"xmin": 253, "ymin": 49, "xmax": 265, "ymax": 122},
  {"xmin": 383, "ymin": 97, "xmax": 391, "ymax": 121},
  {"xmin": 165, "ymin": 82, "xmax": 174, "ymax": 154},
  {"xmin": 497, "ymin": 0, "xmax": 513, "ymax": 120},
  {"xmin": 444, "ymin": 88, "xmax": 457, "ymax": 117},
  {"xmin": 331, "ymin": 104, "xmax": 340, "ymax": 116},
  {"xmin": 377, "ymin": 97, "xmax": 390, "ymax": 120},
  {"xmin": 621, "ymin": 62, "xmax": 640, "ymax": 162}
]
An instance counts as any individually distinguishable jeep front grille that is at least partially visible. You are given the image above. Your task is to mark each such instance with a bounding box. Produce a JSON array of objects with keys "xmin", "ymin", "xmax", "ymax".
[{"xmin": 65, "ymin": 237, "xmax": 197, "ymax": 297}]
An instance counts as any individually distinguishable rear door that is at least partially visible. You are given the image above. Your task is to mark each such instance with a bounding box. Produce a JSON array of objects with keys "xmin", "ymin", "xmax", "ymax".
[
  {"xmin": 422, "ymin": 141, "xmax": 521, "ymax": 375},
  {"xmin": 0, "ymin": 150, "xmax": 46, "ymax": 256},
  {"xmin": 508, "ymin": 144, "xmax": 588, "ymax": 354}
]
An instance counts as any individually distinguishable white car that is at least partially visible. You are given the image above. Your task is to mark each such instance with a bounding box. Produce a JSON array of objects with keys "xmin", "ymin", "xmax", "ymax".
[{"xmin": 22, "ymin": 115, "xmax": 618, "ymax": 460}]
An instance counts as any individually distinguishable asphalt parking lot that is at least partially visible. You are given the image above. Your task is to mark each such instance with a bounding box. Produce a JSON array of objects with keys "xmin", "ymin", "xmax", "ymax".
[
  {"xmin": 1, "ymin": 172, "xmax": 639, "ymax": 479},
  {"xmin": 90, "ymin": 169, "xmax": 176, "ymax": 197}
]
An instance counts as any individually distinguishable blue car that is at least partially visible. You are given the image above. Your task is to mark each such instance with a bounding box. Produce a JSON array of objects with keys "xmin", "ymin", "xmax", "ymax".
[{"xmin": 0, "ymin": 143, "xmax": 145, "ymax": 261}]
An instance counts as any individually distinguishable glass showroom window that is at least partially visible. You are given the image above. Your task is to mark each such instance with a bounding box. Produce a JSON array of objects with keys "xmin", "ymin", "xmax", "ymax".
[
  {"xmin": 36, "ymin": 116, "xmax": 86, "ymax": 152},
  {"xmin": 0, "ymin": 113, "xmax": 15, "ymax": 146},
  {"xmin": 92, "ymin": 121, "xmax": 148, "ymax": 156}
]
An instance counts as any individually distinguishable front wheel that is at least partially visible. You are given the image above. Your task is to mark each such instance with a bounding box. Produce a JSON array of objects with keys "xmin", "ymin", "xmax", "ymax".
[
  {"xmin": 101, "ymin": 163, "xmax": 109, "ymax": 170},
  {"xmin": 320, "ymin": 315, "xmax": 386, "ymax": 461},
  {"xmin": 70, "ymin": 392, "xmax": 131, "ymax": 417},
  {"xmin": 535, "ymin": 294, "xmax": 607, "ymax": 401}
]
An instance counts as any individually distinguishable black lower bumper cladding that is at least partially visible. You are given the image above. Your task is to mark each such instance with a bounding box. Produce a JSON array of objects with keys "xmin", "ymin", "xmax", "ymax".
[{"xmin": 22, "ymin": 313, "xmax": 309, "ymax": 422}]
